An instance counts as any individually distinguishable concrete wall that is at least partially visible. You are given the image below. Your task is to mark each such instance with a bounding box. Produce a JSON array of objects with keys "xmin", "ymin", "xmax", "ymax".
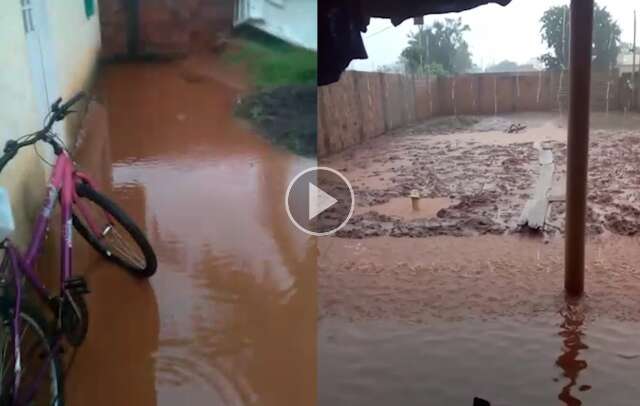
[
  {"xmin": 0, "ymin": 2, "xmax": 48, "ymax": 247},
  {"xmin": 235, "ymin": 0, "xmax": 317, "ymax": 50},
  {"xmin": 0, "ymin": 1, "xmax": 100, "ymax": 247},
  {"xmin": 318, "ymin": 70, "xmax": 626, "ymax": 157},
  {"xmin": 45, "ymin": 0, "xmax": 102, "ymax": 144}
]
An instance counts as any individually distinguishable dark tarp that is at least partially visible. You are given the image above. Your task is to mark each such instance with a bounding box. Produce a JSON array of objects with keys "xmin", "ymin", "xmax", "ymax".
[{"xmin": 319, "ymin": 0, "xmax": 513, "ymax": 86}]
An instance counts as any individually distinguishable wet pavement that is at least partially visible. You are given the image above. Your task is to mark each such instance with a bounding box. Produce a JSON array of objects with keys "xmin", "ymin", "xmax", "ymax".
[{"xmin": 64, "ymin": 58, "xmax": 316, "ymax": 405}]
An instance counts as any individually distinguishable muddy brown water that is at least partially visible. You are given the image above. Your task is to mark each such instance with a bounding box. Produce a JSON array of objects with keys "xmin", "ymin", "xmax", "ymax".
[
  {"xmin": 60, "ymin": 59, "xmax": 315, "ymax": 405},
  {"xmin": 319, "ymin": 112, "xmax": 640, "ymax": 405},
  {"xmin": 319, "ymin": 236, "xmax": 640, "ymax": 405}
]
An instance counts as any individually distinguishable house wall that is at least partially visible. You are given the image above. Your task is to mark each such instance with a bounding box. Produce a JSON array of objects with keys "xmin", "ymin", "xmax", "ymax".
[
  {"xmin": 0, "ymin": 1, "xmax": 48, "ymax": 247},
  {"xmin": 240, "ymin": 0, "xmax": 317, "ymax": 50},
  {"xmin": 45, "ymin": 0, "xmax": 102, "ymax": 144},
  {"xmin": 0, "ymin": 1, "xmax": 101, "ymax": 248}
]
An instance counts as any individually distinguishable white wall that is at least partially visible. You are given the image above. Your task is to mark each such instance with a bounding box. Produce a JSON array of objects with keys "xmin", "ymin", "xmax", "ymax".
[
  {"xmin": 44, "ymin": 0, "xmax": 102, "ymax": 144},
  {"xmin": 0, "ymin": 1, "xmax": 50, "ymax": 246},
  {"xmin": 238, "ymin": 0, "xmax": 317, "ymax": 50},
  {"xmin": 0, "ymin": 0, "xmax": 101, "ymax": 247}
]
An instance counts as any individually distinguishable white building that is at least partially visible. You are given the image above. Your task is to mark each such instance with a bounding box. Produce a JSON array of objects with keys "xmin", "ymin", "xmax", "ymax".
[
  {"xmin": 0, "ymin": 0, "xmax": 101, "ymax": 246},
  {"xmin": 618, "ymin": 52, "xmax": 640, "ymax": 75},
  {"xmin": 234, "ymin": 0, "xmax": 317, "ymax": 50}
]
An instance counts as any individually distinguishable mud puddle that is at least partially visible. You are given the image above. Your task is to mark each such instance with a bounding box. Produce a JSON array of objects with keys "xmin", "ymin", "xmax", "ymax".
[
  {"xmin": 324, "ymin": 113, "xmax": 640, "ymax": 238},
  {"xmin": 318, "ymin": 236, "xmax": 640, "ymax": 405},
  {"xmin": 65, "ymin": 57, "xmax": 315, "ymax": 405},
  {"xmin": 356, "ymin": 197, "xmax": 455, "ymax": 220},
  {"xmin": 319, "ymin": 315, "xmax": 640, "ymax": 406}
]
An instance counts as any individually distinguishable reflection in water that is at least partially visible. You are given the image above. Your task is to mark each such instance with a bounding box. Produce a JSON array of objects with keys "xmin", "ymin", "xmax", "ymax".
[
  {"xmin": 66, "ymin": 101, "xmax": 160, "ymax": 406},
  {"xmin": 319, "ymin": 236, "xmax": 640, "ymax": 405},
  {"xmin": 66, "ymin": 56, "xmax": 315, "ymax": 405},
  {"xmin": 556, "ymin": 298, "xmax": 589, "ymax": 406}
]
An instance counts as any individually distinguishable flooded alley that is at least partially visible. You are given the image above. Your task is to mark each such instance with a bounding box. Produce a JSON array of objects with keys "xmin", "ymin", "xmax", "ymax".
[{"xmin": 65, "ymin": 58, "xmax": 316, "ymax": 405}]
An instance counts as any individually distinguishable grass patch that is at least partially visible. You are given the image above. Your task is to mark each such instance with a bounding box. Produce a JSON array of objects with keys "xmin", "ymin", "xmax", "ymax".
[{"xmin": 224, "ymin": 26, "xmax": 317, "ymax": 88}]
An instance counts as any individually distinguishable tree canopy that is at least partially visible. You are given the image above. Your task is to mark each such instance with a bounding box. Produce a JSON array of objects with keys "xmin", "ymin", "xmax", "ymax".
[
  {"xmin": 400, "ymin": 18, "xmax": 473, "ymax": 76},
  {"xmin": 539, "ymin": 3, "xmax": 621, "ymax": 71},
  {"xmin": 485, "ymin": 60, "xmax": 519, "ymax": 73}
]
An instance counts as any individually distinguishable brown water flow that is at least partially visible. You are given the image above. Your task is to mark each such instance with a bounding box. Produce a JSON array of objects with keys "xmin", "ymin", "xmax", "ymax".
[
  {"xmin": 63, "ymin": 58, "xmax": 316, "ymax": 405},
  {"xmin": 319, "ymin": 236, "xmax": 640, "ymax": 406}
]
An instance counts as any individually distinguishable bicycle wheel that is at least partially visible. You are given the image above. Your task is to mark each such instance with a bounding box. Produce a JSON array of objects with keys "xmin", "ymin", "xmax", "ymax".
[
  {"xmin": 73, "ymin": 182, "xmax": 157, "ymax": 278},
  {"xmin": 0, "ymin": 299, "xmax": 64, "ymax": 406}
]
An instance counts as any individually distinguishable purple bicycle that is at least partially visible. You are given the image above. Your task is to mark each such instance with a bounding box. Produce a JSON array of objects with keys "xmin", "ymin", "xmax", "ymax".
[{"xmin": 0, "ymin": 93, "xmax": 157, "ymax": 405}]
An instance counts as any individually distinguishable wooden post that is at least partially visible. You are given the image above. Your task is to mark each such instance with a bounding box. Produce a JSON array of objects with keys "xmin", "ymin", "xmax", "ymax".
[
  {"xmin": 633, "ymin": 10, "xmax": 637, "ymax": 110},
  {"xmin": 565, "ymin": 0, "xmax": 594, "ymax": 296}
]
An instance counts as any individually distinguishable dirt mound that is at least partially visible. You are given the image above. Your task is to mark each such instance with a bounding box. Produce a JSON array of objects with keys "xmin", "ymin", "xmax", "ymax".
[
  {"xmin": 236, "ymin": 85, "xmax": 316, "ymax": 156},
  {"xmin": 335, "ymin": 195, "xmax": 506, "ymax": 239}
]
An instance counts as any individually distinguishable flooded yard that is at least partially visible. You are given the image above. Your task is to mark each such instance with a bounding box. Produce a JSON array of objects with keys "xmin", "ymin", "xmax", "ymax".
[
  {"xmin": 64, "ymin": 57, "xmax": 316, "ymax": 405},
  {"xmin": 319, "ymin": 235, "xmax": 640, "ymax": 405},
  {"xmin": 324, "ymin": 113, "xmax": 640, "ymax": 238},
  {"xmin": 319, "ymin": 113, "xmax": 640, "ymax": 405}
]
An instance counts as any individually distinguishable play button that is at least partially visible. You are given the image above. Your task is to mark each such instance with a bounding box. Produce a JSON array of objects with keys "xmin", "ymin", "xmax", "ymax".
[
  {"xmin": 286, "ymin": 167, "xmax": 354, "ymax": 236},
  {"xmin": 309, "ymin": 183, "xmax": 337, "ymax": 220}
]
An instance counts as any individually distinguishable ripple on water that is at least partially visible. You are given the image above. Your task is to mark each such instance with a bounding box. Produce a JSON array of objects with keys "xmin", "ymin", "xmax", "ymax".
[{"xmin": 319, "ymin": 316, "xmax": 640, "ymax": 406}]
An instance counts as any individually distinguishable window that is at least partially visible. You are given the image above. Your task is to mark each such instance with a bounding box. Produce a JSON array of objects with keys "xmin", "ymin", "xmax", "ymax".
[{"xmin": 84, "ymin": 0, "xmax": 95, "ymax": 18}]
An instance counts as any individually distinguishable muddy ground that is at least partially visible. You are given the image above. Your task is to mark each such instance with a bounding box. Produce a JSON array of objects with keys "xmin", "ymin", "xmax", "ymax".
[
  {"xmin": 236, "ymin": 85, "xmax": 317, "ymax": 156},
  {"xmin": 318, "ymin": 112, "xmax": 640, "ymax": 406},
  {"xmin": 321, "ymin": 112, "xmax": 640, "ymax": 238}
]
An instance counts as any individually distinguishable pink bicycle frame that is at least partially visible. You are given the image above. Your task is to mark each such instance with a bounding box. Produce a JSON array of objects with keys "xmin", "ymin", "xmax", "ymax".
[
  {"xmin": 4, "ymin": 151, "xmax": 103, "ymax": 302},
  {"xmin": 2, "ymin": 147, "xmax": 112, "ymax": 404}
]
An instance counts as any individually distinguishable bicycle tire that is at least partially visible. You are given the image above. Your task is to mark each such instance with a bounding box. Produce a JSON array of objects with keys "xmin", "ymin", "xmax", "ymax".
[
  {"xmin": 0, "ymin": 298, "xmax": 64, "ymax": 406},
  {"xmin": 72, "ymin": 182, "xmax": 157, "ymax": 278}
]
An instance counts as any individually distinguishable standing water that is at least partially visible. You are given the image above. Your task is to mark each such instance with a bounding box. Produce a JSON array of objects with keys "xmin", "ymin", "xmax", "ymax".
[
  {"xmin": 319, "ymin": 236, "xmax": 640, "ymax": 405},
  {"xmin": 65, "ymin": 59, "xmax": 316, "ymax": 405}
]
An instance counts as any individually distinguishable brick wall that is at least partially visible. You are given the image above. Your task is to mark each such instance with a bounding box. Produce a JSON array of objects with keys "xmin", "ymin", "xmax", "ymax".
[{"xmin": 99, "ymin": 0, "xmax": 234, "ymax": 58}]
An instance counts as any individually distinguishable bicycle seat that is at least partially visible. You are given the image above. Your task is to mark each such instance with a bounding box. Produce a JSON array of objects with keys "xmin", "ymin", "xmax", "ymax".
[{"xmin": 0, "ymin": 188, "xmax": 15, "ymax": 241}]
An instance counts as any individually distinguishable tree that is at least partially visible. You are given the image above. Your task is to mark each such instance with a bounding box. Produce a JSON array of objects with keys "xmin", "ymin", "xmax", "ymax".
[
  {"xmin": 377, "ymin": 62, "xmax": 404, "ymax": 74},
  {"xmin": 400, "ymin": 18, "xmax": 473, "ymax": 76},
  {"xmin": 485, "ymin": 60, "xmax": 520, "ymax": 73},
  {"xmin": 539, "ymin": 3, "xmax": 621, "ymax": 71}
]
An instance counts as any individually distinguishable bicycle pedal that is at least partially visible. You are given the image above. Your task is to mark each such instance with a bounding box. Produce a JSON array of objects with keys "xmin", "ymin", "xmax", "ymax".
[{"xmin": 64, "ymin": 277, "xmax": 90, "ymax": 295}]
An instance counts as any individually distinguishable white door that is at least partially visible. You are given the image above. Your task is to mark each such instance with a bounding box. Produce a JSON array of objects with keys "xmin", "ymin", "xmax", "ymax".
[{"xmin": 21, "ymin": 0, "xmax": 58, "ymax": 118}]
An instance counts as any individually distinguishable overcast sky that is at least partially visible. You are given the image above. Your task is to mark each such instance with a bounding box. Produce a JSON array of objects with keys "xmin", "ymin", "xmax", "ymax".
[{"xmin": 349, "ymin": 0, "xmax": 637, "ymax": 71}]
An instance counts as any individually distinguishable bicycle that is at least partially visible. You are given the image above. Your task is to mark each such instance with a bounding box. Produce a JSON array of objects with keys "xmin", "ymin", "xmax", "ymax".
[{"xmin": 0, "ymin": 93, "xmax": 158, "ymax": 405}]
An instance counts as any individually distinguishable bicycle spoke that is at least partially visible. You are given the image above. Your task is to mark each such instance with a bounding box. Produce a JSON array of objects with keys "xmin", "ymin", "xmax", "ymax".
[
  {"xmin": 1, "ymin": 311, "xmax": 60, "ymax": 405},
  {"xmin": 78, "ymin": 208, "xmax": 146, "ymax": 269},
  {"xmin": 0, "ymin": 332, "xmax": 9, "ymax": 394},
  {"xmin": 104, "ymin": 226, "xmax": 146, "ymax": 268}
]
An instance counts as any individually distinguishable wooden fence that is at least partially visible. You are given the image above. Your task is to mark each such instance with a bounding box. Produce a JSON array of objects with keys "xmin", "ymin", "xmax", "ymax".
[{"xmin": 318, "ymin": 70, "xmax": 630, "ymax": 157}]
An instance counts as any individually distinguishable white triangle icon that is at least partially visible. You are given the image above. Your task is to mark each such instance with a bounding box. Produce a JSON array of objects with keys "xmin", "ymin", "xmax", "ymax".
[{"xmin": 309, "ymin": 183, "xmax": 338, "ymax": 220}]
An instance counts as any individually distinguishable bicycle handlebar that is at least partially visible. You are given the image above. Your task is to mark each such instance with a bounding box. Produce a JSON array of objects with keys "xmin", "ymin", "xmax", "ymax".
[
  {"xmin": 58, "ymin": 92, "xmax": 85, "ymax": 114},
  {"xmin": 0, "ymin": 92, "xmax": 86, "ymax": 173}
]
